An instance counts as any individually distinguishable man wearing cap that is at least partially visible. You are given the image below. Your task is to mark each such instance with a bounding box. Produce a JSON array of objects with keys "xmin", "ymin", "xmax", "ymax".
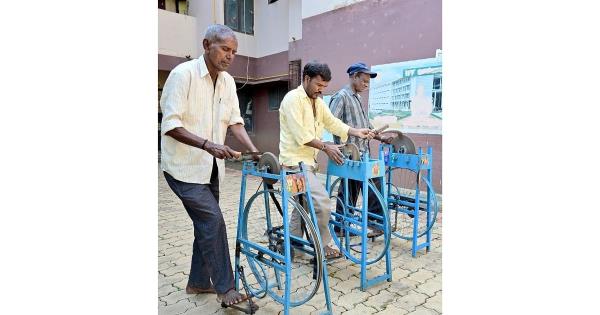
[
  {"xmin": 329, "ymin": 62, "xmax": 392, "ymax": 236},
  {"xmin": 279, "ymin": 61, "xmax": 375, "ymax": 259}
]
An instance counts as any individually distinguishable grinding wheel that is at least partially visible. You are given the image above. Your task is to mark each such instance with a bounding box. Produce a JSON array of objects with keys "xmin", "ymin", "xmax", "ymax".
[
  {"xmin": 258, "ymin": 152, "xmax": 281, "ymax": 184},
  {"xmin": 382, "ymin": 130, "xmax": 416, "ymax": 154},
  {"xmin": 341, "ymin": 143, "xmax": 361, "ymax": 161}
]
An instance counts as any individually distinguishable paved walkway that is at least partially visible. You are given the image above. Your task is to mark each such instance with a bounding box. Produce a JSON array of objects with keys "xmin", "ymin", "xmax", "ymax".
[{"xmin": 158, "ymin": 163, "xmax": 442, "ymax": 314}]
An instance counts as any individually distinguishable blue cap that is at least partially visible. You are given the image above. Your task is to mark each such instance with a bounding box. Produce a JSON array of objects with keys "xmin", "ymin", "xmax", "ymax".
[{"xmin": 346, "ymin": 62, "xmax": 377, "ymax": 78}]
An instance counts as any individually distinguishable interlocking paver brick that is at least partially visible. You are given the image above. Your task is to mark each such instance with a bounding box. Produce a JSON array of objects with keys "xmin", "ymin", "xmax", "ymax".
[
  {"xmin": 392, "ymin": 267, "xmax": 412, "ymax": 280},
  {"xmin": 341, "ymin": 303, "xmax": 378, "ymax": 315},
  {"xmin": 159, "ymin": 272, "xmax": 187, "ymax": 288},
  {"xmin": 311, "ymin": 304, "xmax": 348, "ymax": 315},
  {"xmin": 415, "ymin": 277, "xmax": 441, "ymax": 297},
  {"xmin": 158, "ymin": 284, "xmax": 178, "ymax": 298},
  {"xmin": 157, "ymin": 299, "xmax": 196, "ymax": 315},
  {"xmin": 190, "ymin": 297, "xmax": 222, "ymax": 314},
  {"xmin": 391, "ymin": 290, "xmax": 429, "ymax": 312},
  {"xmin": 161, "ymin": 263, "xmax": 191, "ymax": 277},
  {"xmin": 407, "ymin": 269, "xmax": 436, "ymax": 284},
  {"xmin": 161, "ymin": 289, "xmax": 193, "ymax": 305},
  {"xmin": 336, "ymin": 291, "xmax": 372, "ymax": 308},
  {"xmin": 364, "ymin": 290, "xmax": 397, "ymax": 311},
  {"xmin": 333, "ymin": 275, "xmax": 361, "ymax": 293},
  {"xmin": 407, "ymin": 306, "xmax": 440, "ymax": 315},
  {"xmin": 423, "ymin": 291, "xmax": 442, "ymax": 313},
  {"xmin": 377, "ymin": 304, "xmax": 410, "ymax": 315}
]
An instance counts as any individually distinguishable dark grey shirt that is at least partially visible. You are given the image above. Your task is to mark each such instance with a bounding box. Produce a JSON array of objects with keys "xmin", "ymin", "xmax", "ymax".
[{"xmin": 329, "ymin": 85, "xmax": 373, "ymax": 151}]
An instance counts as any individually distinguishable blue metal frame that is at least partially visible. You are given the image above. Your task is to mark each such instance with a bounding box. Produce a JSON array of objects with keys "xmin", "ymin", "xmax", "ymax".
[
  {"xmin": 234, "ymin": 160, "xmax": 333, "ymax": 315},
  {"xmin": 383, "ymin": 144, "xmax": 437, "ymax": 257},
  {"xmin": 325, "ymin": 148, "xmax": 392, "ymax": 291}
]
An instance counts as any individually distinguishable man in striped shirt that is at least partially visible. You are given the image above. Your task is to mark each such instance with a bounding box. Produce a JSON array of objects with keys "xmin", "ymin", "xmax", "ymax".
[
  {"xmin": 160, "ymin": 24, "xmax": 259, "ymax": 311},
  {"xmin": 329, "ymin": 62, "xmax": 392, "ymax": 236}
]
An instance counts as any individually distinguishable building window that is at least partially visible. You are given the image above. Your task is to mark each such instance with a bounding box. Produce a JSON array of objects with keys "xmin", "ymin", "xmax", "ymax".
[
  {"xmin": 237, "ymin": 86, "xmax": 253, "ymax": 133},
  {"xmin": 268, "ymin": 83, "xmax": 288, "ymax": 111},
  {"xmin": 432, "ymin": 74, "xmax": 442, "ymax": 113},
  {"xmin": 158, "ymin": 0, "xmax": 188, "ymax": 15},
  {"xmin": 225, "ymin": 0, "xmax": 254, "ymax": 35}
]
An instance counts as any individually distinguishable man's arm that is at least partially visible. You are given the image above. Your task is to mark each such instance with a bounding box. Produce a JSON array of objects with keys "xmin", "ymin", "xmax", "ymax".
[
  {"xmin": 165, "ymin": 128, "xmax": 240, "ymax": 160},
  {"xmin": 321, "ymin": 100, "xmax": 375, "ymax": 142},
  {"xmin": 229, "ymin": 123, "xmax": 258, "ymax": 152},
  {"xmin": 305, "ymin": 138, "xmax": 345, "ymax": 165}
]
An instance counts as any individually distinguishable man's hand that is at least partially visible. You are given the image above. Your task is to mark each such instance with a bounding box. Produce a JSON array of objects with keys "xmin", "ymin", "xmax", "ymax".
[
  {"xmin": 204, "ymin": 141, "xmax": 241, "ymax": 160},
  {"xmin": 323, "ymin": 144, "xmax": 345, "ymax": 165},
  {"xmin": 377, "ymin": 133, "xmax": 394, "ymax": 144},
  {"xmin": 349, "ymin": 128, "xmax": 375, "ymax": 140},
  {"xmin": 247, "ymin": 151, "xmax": 261, "ymax": 162}
]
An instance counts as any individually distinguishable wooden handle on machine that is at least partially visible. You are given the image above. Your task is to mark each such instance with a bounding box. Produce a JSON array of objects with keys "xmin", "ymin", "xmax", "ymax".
[{"xmin": 373, "ymin": 124, "xmax": 389, "ymax": 134}]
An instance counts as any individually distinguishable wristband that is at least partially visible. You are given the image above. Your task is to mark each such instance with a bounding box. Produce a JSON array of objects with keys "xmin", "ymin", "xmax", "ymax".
[
  {"xmin": 320, "ymin": 144, "xmax": 326, "ymax": 151},
  {"xmin": 201, "ymin": 139, "xmax": 208, "ymax": 150}
]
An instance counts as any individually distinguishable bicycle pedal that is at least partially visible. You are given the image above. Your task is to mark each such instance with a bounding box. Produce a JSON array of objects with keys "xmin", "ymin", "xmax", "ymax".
[{"xmin": 221, "ymin": 300, "xmax": 258, "ymax": 314}]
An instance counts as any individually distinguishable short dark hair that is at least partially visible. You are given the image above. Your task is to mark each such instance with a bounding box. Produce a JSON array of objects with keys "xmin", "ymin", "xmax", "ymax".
[{"xmin": 302, "ymin": 61, "xmax": 332, "ymax": 82}]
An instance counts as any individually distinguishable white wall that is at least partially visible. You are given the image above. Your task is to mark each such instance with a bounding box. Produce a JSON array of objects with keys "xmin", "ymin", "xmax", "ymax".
[
  {"xmin": 288, "ymin": 0, "xmax": 302, "ymax": 42},
  {"xmin": 158, "ymin": 9, "xmax": 198, "ymax": 58},
  {"xmin": 254, "ymin": 0, "xmax": 289, "ymax": 57},
  {"xmin": 301, "ymin": 0, "xmax": 365, "ymax": 19},
  {"xmin": 187, "ymin": 0, "xmax": 294, "ymax": 58},
  {"xmin": 189, "ymin": 0, "xmax": 256, "ymax": 57}
]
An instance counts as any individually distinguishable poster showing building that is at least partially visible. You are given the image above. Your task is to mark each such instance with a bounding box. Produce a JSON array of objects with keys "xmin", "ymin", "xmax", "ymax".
[{"xmin": 368, "ymin": 54, "xmax": 442, "ymax": 134}]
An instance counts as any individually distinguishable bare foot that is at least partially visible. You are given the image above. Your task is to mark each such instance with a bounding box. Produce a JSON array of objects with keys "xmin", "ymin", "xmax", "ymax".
[{"xmin": 324, "ymin": 245, "xmax": 343, "ymax": 260}]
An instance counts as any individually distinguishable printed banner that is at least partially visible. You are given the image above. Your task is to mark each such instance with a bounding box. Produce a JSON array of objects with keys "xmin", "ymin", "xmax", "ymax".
[{"xmin": 368, "ymin": 53, "xmax": 442, "ymax": 135}]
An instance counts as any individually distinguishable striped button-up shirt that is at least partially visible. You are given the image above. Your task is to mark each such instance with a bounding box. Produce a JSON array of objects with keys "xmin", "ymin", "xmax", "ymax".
[
  {"xmin": 160, "ymin": 57, "xmax": 244, "ymax": 185},
  {"xmin": 329, "ymin": 85, "xmax": 373, "ymax": 151},
  {"xmin": 279, "ymin": 85, "xmax": 350, "ymax": 167}
]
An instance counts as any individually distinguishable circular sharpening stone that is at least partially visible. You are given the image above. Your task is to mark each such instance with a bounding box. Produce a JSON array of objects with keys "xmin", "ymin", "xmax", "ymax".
[
  {"xmin": 258, "ymin": 152, "xmax": 281, "ymax": 185},
  {"xmin": 382, "ymin": 130, "xmax": 416, "ymax": 154},
  {"xmin": 342, "ymin": 143, "xmax": 361, "ymax": 161}
]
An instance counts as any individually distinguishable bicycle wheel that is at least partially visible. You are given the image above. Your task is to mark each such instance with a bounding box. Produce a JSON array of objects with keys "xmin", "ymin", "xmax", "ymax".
[
  {"xmin": 327, "ymin": 177, "xmax": 391, "ymax": 265},
  {"xmin": 238, "ymin": 189, "xmax": 324, "ymax": 307},
  {"xmin": 386, "ymin": 168, "xmax": 440, "ymax": 240}
]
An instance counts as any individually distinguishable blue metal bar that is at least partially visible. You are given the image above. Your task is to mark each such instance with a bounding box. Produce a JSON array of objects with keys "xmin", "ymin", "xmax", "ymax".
[
  {"xmin": 389, "ymin": 198, "xmax": 428, "ymax": 211},
  {"xmin": 343, "ymin": 176, "xmax": 350, "ymax": 253},
  {"xmin": 264, "ymin": 182, "xmax": 273, "ymax": 233},
  {"xmin": 240, "ymin": 249, "xmax": 286, "ymax": 272},
  {"xmin": 412, "ymin": 148, "xmax": 422, "ymax": 257},
  {"xmin": 280, "ymin": 167, "xmax": 291, "ymax": 315},
  {"xmin": 426, "ymin": 146, "xmax": 433, "ymax": 252},
  {"xmin": 415, "ymin": 242, "xmax": 430, "ymax": 251},
  {"xmin": 269, "ymin": 230, "xmax": 317, "ymax": 257},
  {"xmin": 360, "ymin": 176, "xmax": 369, "ymax": 291},
  {"xmin": 238, "ymin": 239, "xmax": 285, "ymax": 262},
  {"xmin": 234, "ymin": 169, "xmax": 249, "ymax": 291},
  {"xmin": 365, "ymin": 274, "xmax": 393, "ymax": 288},
  {"xmin": 300, "ymin": 163, "xmax": 332, "ymax": 314}
]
